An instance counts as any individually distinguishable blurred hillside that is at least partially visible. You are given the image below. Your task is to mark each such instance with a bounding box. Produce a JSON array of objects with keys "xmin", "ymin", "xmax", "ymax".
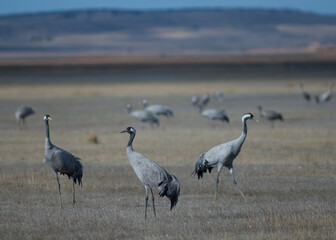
[{"xmin": 1, "ymin": 8, "xmax": 336, "ymax": 58}]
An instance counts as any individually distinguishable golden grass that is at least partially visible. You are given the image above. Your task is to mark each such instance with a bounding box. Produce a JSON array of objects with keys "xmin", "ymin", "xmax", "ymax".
[
  {"xmin": 0, "ymin": 79, "xmax": 333, "ymax": 99},
  {"xmin": 0, "ymin": 80, "xmax": 335, "ymax": 239}
]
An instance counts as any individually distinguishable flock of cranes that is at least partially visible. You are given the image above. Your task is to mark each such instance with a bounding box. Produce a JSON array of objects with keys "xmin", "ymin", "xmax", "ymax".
[
  {"xmin": 300, "ymin": 82, "xmax": 333, "ymax": 104},
  {"xmin": 13, "ymin": 82, "xmax": 333, "ymax": 219}
]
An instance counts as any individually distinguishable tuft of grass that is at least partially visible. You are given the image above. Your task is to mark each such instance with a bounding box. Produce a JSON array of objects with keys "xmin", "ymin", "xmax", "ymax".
[{"xmin": 87, "ymin": 132, "xmax": 99, "ymax": 144}]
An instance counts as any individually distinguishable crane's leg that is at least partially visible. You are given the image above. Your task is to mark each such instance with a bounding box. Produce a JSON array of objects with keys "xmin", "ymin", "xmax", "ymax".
[
  {"xmin": 214, "ymin": 164, "xmax": 223, "ymax": 203},
  {"xmin": 150, "ymin": 188, "xmax": 156, "ymax": 218},
  {"xmin": 54, "ymin": 171, "xmax": 62, "ymax": 208},
  {"xmin": 17, "ymin": 119, "xmax": 21, "ymax": 131},
  {"xmin": 72, "ymin": 178, "xmax": 76, "ymax": 205},
  {"xmin": 145, "ymin": 186, "xmax": 149, "ymax": 219},
  {"xmin": 229, "ymin": 166, "xmax": 247, "ymax": 202}
]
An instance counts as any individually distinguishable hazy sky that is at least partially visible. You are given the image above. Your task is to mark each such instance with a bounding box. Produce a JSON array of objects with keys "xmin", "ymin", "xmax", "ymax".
[{"xmin": 1, "ymin": 0, "xmax": 336, "ymax": 16}]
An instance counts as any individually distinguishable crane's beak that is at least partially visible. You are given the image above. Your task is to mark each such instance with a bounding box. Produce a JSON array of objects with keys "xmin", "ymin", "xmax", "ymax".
[
  {"xmin": 120, "ymin": 130, "xmax": 127, "ymax": 133},
  {"xmin": 255, "ymin": 119, "xmax": 260, "ymax": 123}
]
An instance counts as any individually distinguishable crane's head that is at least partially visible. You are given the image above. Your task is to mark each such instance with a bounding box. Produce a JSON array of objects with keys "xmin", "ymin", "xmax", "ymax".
[
  {"xmin": 242, "ymin": 112, "xmax": 254, "ymax": 120},
  {"xmin": 120, "ymin": 126, "xmax": 136, "ymax": 135},
  {"xmin": 43, "ymin": 114, "xmax": 52, "ymax": 121},
  {"xmin": 142, "ymin": 99, "xmax": 148, "ymax": 108}
]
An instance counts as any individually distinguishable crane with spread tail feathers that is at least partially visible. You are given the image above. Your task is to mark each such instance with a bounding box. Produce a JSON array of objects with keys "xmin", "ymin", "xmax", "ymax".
[
  {"xmin": 121, "ymin": 126, "xmax": 180, "ymax": 219},
  {"xmin": 193, "ymin": 113, "xmax": 254, "ymax": 202},
  {"xmin": 43, "ymin": 115, "xmax": 83, "ymax": 208}
]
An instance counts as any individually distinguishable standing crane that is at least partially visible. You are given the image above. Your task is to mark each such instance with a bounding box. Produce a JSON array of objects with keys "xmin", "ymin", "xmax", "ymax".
[
  {"xmin": 315, "ymin": 83, "xmax": 333, "ymax": 104},
  {"xmin": 191, "ymin": 95, "xmax": 200, "ymax": 106},
  {"xmin": 200, "ymin": 93, "xmax": 210, "ymax": 108},
  {"xmin": 15, "ymin": 106, "xmax": 34, "ymax": 130},
  {"xmin": 142, "ymin": 100, "xmax": 174, "ymax": 117},
  {"xmin": 126, "ymin": 104, "xmax": 159, "ymax": 128},
  {"xmin": 43, "ymin": 114, "xmax": 83, "ymax": 208},
  {"xmin": 199, "ymin": 105, "xmax": 229, "ymax": 127},
  {"xmin": 121, "ymin": 126, "xmax": 180, "ymax": 219},
  {"xmin": 214, "ymin": 91, "xmax": 224, "ymax": 102},
  {"xmin": 299, "ymin": 83, "xmax": 311, "ymax": 102},
  {"xmin": 193, "ymin": 113, "xmax": 254, "ymax": 202},
  {"xmin": 257, "ymin": 106, "xmax": 283, "ymax": 128}
]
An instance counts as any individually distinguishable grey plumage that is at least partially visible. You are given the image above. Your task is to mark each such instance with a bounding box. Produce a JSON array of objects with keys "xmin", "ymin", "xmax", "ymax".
[
  {"xmin": 214, "ymin": 91, "xmax": 224, "ymax": 102},
  {"xmin": 126, "ymin": 104, "xmax": 159, "ymax": 127},
  {"xmin": 200, "ymin": 107, "xmax": 229, "ymax": 125},
  {"xmin": 200, "ymin": 93, "xmax": 210, "ymax": 107},
  {"xmin": 193, "ymin": 113, "xmax": 254, "ymax": 202},
  {"xmin": 299, "ymin": 83, "xmax": 311, "ymax": 102},
  {"xmin": 121, "ymin": 126, "xmax": 180, "ymax": 219},
  {"xmin": 15, "ymin": 106, "xmax": 34, "ymax": 130},
  {"xmin": 257, "ymin": 106, "xmax": 283, "ymax": 128},
  {"xmin": 315, "ymin": 83, "xmax": 333, "ymax": 103},
  {"xmin": 142, "ymin": 100, "xmax": 174, "ymax": 117},
  {"xmin": 43, "ymin": 115, "xmax": 83, "ymax": 208},
  {"xmin": 191, "ymin": 95, "xmax": 199, "ymax": 106}
]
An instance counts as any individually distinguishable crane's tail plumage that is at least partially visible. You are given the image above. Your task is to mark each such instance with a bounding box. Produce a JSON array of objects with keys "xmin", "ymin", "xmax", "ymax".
[
  {"xmin": 158, "ymin": 174, "xmax": 180, "ymax": 210},
  {"xmin": 279, "ymin": 114, "xmax": 284, "ymax": 121},
  {"xmin": 73, "ymin": 158, "xmax": 83, "ymax": 186},
  {"xmin": 62, "ymin": 157, "xmax": 83, "ymax": 186},
  {"xmin": 192, "ymin": 153, "xmax": 212, "ymax": 179}
]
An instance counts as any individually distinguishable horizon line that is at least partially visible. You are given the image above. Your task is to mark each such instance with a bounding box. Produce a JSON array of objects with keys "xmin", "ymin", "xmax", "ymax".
[{"xmin": 1, "ymin": 6, "xmax": 336, "ymax": 18}]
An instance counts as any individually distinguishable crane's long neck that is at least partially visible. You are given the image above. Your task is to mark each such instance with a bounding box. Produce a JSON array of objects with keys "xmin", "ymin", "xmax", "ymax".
[
  {"xmin": 45, "ymin": 120, "xmax": 52, "ymax": 148},
  {"xmin": 237, "ymin": 117, "xmax": 248, "ymax": 147},
  {"xmin": 127, "ymin": 132, "xmax": 135, "ymax": 150}
]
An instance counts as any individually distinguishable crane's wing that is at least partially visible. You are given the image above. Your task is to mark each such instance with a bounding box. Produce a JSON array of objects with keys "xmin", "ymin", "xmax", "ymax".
[{"xmin": 50, "ymin": 147, "xmax": 83, "ymax": 185}]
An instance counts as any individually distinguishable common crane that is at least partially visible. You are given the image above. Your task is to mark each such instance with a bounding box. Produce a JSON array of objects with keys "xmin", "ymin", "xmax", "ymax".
[
  {"xmin": 200, "ymin": 93, "xmax": 210, "ymax": 107},
  {"xmin": 315, "ymin": 83, "xmax": 333, "ymax": 103},
  {"xmin": 299, "ymin": 83, "xmax": 311, "ymax": 102},
  {"xmin": 43, "ymin": 115, "xmax": 83, "ymax": 208},
  {"xmin": 121, "ymin": 126, "xmax": 180, "ymax": 219},
  {"xmin": 191, "ymin": 95, "xmax": 199, "ymax": 106},
  {"xmin": 199, "ymin": 106, "xmax": 229, "ymax": 127},
  {"xmin": 142, "ymin": 100, "xmax": 174, "ymax": 117},
  {"xmin": 257, "ymin": 106, "xmax": 283, "ymax": 128},
  {"xmin": 214, "ymin": 91, "xmax": 224, "ymax": 102},
  {"xmin": 15, "ymin": 106, "xmax": 34, "ymax": 130},
  {"xmin": 126, "ymin": 104, "xmax": 159, "ymax": 127},
  {"xmin": 193, "ymin": 113, "xmax": 254, "ymax": 202}
]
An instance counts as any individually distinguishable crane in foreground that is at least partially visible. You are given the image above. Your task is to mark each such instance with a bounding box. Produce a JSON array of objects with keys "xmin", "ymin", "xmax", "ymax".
[
  {"xmin": 15, "ymin": 106, "xmax": 34, "ymax": 130},
  {"xmin": 257, "ymin": 106, "xmax": 283, "ymax": 128},
  {"xmin": 193, "ymin": 113, "xmax": 254, "ymax": 202},
  {"xmin": 43, "ymin": 114, "xmax": 83, "ymax": 208},
  {"xmin": 121, "ymin": 126, "xmax": 180, "ymax": 219}
]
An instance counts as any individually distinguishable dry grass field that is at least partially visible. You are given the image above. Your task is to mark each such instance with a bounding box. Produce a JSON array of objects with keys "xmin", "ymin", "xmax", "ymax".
[{"xmin": 0, "ymin": 72, "xmax": 335, "ymax": 239}]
